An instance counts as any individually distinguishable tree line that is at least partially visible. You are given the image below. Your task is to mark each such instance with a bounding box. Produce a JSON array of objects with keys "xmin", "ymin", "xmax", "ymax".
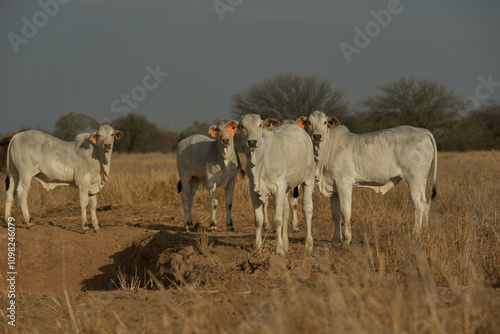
[{"xmin": 51, "ymin": 73, "xmax": 499, "ymax": 152}]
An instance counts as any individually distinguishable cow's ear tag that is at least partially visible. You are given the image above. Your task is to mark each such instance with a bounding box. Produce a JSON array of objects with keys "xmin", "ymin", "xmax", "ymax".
[
  {"xmin": 209, "ymin": 126, "xmax": 217, "ymax": 138},
  {"xmin": 328, "ymin": 116, "xmax": 341, "ymax": 129},
  {"xmin": 91, "ymin": 134, "xmax": 97, "ymax": 144},
  {"xmin": 297, "ymin": 118, "xmax": 306, "ymax": 130},
  {"xmin": 267, "ymin": 124, "xmax": 275, "ymax": 131},
  {"xmin": 227, "ymin": 127, "xmax": 236, "ymax": 136}
]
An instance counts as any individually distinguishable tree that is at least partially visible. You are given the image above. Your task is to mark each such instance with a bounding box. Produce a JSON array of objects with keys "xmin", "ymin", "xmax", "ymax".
[
  {"xmin": 178, "ymin": 120, "xmax": 212, "ymax": 141},
  {"xmin": 53, "ymin": 112, "xmax": 98, "ymax": 141},
  {"xmin": 355, "ymin": 77, "xmax": 465, "ymax": 132},
  {"xmin": 112, "ymin": 113, "xmax": 178, "ymax": 153},
  {"xmin": 443, "ymin": 102, "xmax": 500, "ymax": 151},
  {"xmin": 230, "ymin": 73, "xmax": 348, "ymax": 121}
]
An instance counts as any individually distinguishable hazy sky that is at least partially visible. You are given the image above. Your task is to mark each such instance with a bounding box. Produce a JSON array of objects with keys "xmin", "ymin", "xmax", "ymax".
[{"xmin": 1, "ymin": 0, "xmax": 499, "ymax": 135}]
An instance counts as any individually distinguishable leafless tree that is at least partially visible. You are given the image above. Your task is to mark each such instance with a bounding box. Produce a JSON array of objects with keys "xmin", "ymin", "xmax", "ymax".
[{"xmin": 230, "ymin": 73, "xmax": 348, "ymax": 120}]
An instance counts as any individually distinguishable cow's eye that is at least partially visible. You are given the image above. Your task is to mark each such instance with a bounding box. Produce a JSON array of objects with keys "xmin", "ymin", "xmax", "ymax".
[
  {"xmin": 259, "ymin": 124, "xmax": 262, "ymax": 128},
  {"xmin": 324, "ymin": 121, "xmax": 327, "ymax": 125}
]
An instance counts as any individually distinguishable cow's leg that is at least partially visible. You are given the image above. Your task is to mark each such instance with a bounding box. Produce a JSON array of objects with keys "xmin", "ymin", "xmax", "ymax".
[
  {"xmin": 79, "ymin": 187, "xmax": 91, "ymax": 234},
  {"xmin": 224, "ymin": 178, "xmax": 236, "ymax": 231},
  {"xmin": 302, "ymin": 182, "xmax": 314, "ymax": 253},
  {"xmin": 180, "ymin": 178, "xmax": 197, "ymax": 231},
  {"xmin": 250, "ymin": 189, "xmax": 265, "ymax": 250},
  {"xmin": 273, "ymin": 188, "xmax": 287, "ymax": 256},
  {"xmin": 282, "ymin": 192, "xmax": 290, "ymax": 253},
  {"xmin": 207, "ymin": 180, "xmax": 219, "ymax": 231},
  {"xmin": 330, "ymin": 192, "xmax": 342, "ymax": 245},
  {"xmin": 17, "ymin": 175, "xmax": 33, "ymax": 230},
  {"xmin": 89, "ymin": 194, "xmax": 100, "ymax": 232},
  {"xmin": 337, "ymin": 184, "xmax": 353, "ymax": 245},
  {"xmin": 290, "ymin": 189, "xmax": 300, "ymax": 232},
  {"xmin": 4, "ymin": 171, "xmax": 18, "ymax": 223},
  {"xmin": 263, "ymin": 201, "xmax": 270, "ymax": 231},
  {"xmin": 409, "ymin": 181, "xmax": 426, "ymax": 234}
]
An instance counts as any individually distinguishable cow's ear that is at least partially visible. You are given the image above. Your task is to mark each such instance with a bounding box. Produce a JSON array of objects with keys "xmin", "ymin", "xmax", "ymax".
[
  {"xmin": 91, "ymin": 132, "xmax": 98, "ymax": 144},
  {"xmin": 328, "ymin": 117, "xmax": 341, "ymax": 129},
  {"xmin": 113, "ymin": 130, "xmax": 123, "ymax": 140},
  {"xmin": 263, "ymin": 118, "xmax": 281, "ymax": 131},
  {"xmin": 209, "ymin": 125, "xmax": 217, "ymax": 138},
  {"xmin": 296, "ymin": 116, "xmax": 308, "ymax": 130},
  {"xmin": 226, "ymin": 121, "xmax": 239, "ymax": 136}
]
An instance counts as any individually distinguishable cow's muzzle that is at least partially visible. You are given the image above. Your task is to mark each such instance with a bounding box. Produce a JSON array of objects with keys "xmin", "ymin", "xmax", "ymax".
[
  {"xmin": 221, "ymin": 138, "xmax": 230, "ymax": 146},
  {"xmin": 312, "ymin": 134, "xmax": 322, "ymax": 144},
  {"xmin": 104, "ymin": 144, "xmax": 112, "ymax": 152},
  {"xmin": 247, "ymin": 140, "xmax": 257, "ymax": 150}
]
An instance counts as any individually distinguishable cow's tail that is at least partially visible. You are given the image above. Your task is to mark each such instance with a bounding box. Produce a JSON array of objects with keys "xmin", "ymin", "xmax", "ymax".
[
  {"xmin": 5, "ymin": 136, "xmax": 13, "ymax": 191},
  {"xmin": 427, "ymin": 130, "xmax": 438, "ymax": 201},
  {"xmin": 177, "ymin": 180, "xmax": 182, "ymax": 193}
]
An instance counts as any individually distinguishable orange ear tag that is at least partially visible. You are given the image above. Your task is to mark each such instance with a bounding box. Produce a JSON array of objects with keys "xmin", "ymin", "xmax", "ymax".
[
  {"xmin": 297, "ymin": 119, "xmax": 305, "ymax": 130},
  {"xmin": 210, "ymin": 128, "xmax": 217, "ymax": 138},
  {"xmin": 227, "ymin": 127, "xmax": 236, "ymax": 136},
  {"xmin": 91, "ymin": 136, "xmax": 97, "ymax": 144}
]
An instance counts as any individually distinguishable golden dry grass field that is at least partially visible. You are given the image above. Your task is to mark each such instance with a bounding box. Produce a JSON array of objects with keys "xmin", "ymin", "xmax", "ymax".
[{"xmin": 1, "ymin": 151, "xmax": 499, "ymax": 333}]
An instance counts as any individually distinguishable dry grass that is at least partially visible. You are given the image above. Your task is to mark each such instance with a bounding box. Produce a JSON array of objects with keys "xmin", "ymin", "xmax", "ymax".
[{"xmin": 1, "ymin": 151, "xmax": 500, "ymax": 333}]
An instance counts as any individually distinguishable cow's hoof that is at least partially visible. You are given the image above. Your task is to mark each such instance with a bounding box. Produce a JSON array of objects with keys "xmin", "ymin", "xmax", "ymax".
[
  {"xmin": 83, "ymin": 229, "xmax": 91, "ymax": 234},
  {"xmin": 95, "ymin": 229, "xmax": 102, "ymax": 233},
  {"xmin": 226, "ymin": 226, "xmax": 235, "ymax": 232},
  {"xmin": 292, "ymin": 227, "xmax": 300, "ymax": 232},
  {"xmin": 276, "ymin": 250, "xmax": 287, "ymax": 257},
  {"xmin": 27, "ymin": 225, "xmax": 37, "ymax": 231}
]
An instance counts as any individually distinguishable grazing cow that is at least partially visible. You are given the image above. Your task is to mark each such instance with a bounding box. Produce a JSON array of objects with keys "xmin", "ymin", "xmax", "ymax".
[
  {"xmin": 297, "ymin": 110, "xmax": 437, "ymax": 245},
  {"xmin": 239, "ymin": 114, "xmax": 316, "ymax": 255},
  {"xmin": 176, "ymin": 120, "xmax": 240, "ymax": 232},
  {"xmin": 4, "ymin": 125, "xmax": 123, "ymax": 233}
]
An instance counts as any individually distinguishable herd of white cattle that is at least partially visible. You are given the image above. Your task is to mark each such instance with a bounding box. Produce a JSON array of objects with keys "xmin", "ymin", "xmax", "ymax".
[{"xmin": 3, "ymin": 111, "xmax": 437, "ymax": 255}]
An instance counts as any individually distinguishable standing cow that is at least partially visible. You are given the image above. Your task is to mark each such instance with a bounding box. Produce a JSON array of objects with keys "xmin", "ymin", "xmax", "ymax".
[
  {"xmin": 4, "ymin": 125, "xmax": 123, "ymax": 233},
  {"xmin": 260, "ymin": 118, "xmax": 302, "ymax": 233},
  {"xmin": 176, "ymin": 120, "xmax": 240, "ymax": 232},
  {"xmin": 298, "ymin": 110, "xmax": 437, "ymax": 245},
  {"xmin": 239, "ymin": 114, "xmax": 316, "ymax": 256}
]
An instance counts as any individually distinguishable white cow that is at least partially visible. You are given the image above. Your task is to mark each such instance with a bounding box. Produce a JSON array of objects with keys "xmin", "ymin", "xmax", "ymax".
[
  {"xmin": 298, "ymin": 110, "xmax": 437, "ymax": 245},
  {"xmin": 279, "ymin": 119, "xmax": 301, "ymax": 232},
  {"xmin": 176, "ymin": 120, "xmax": 240, "ymax": 232},
  {"xmin": 239, "ymin": 114, "xmax": 316, "ymax": 255},
  {"xmin": 4, "ymin": 125, "xmax": 123, "ymax": 233},
  {"xmin": 260, "ymin": 118, "xmax": 302, "ymax": 233}
]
